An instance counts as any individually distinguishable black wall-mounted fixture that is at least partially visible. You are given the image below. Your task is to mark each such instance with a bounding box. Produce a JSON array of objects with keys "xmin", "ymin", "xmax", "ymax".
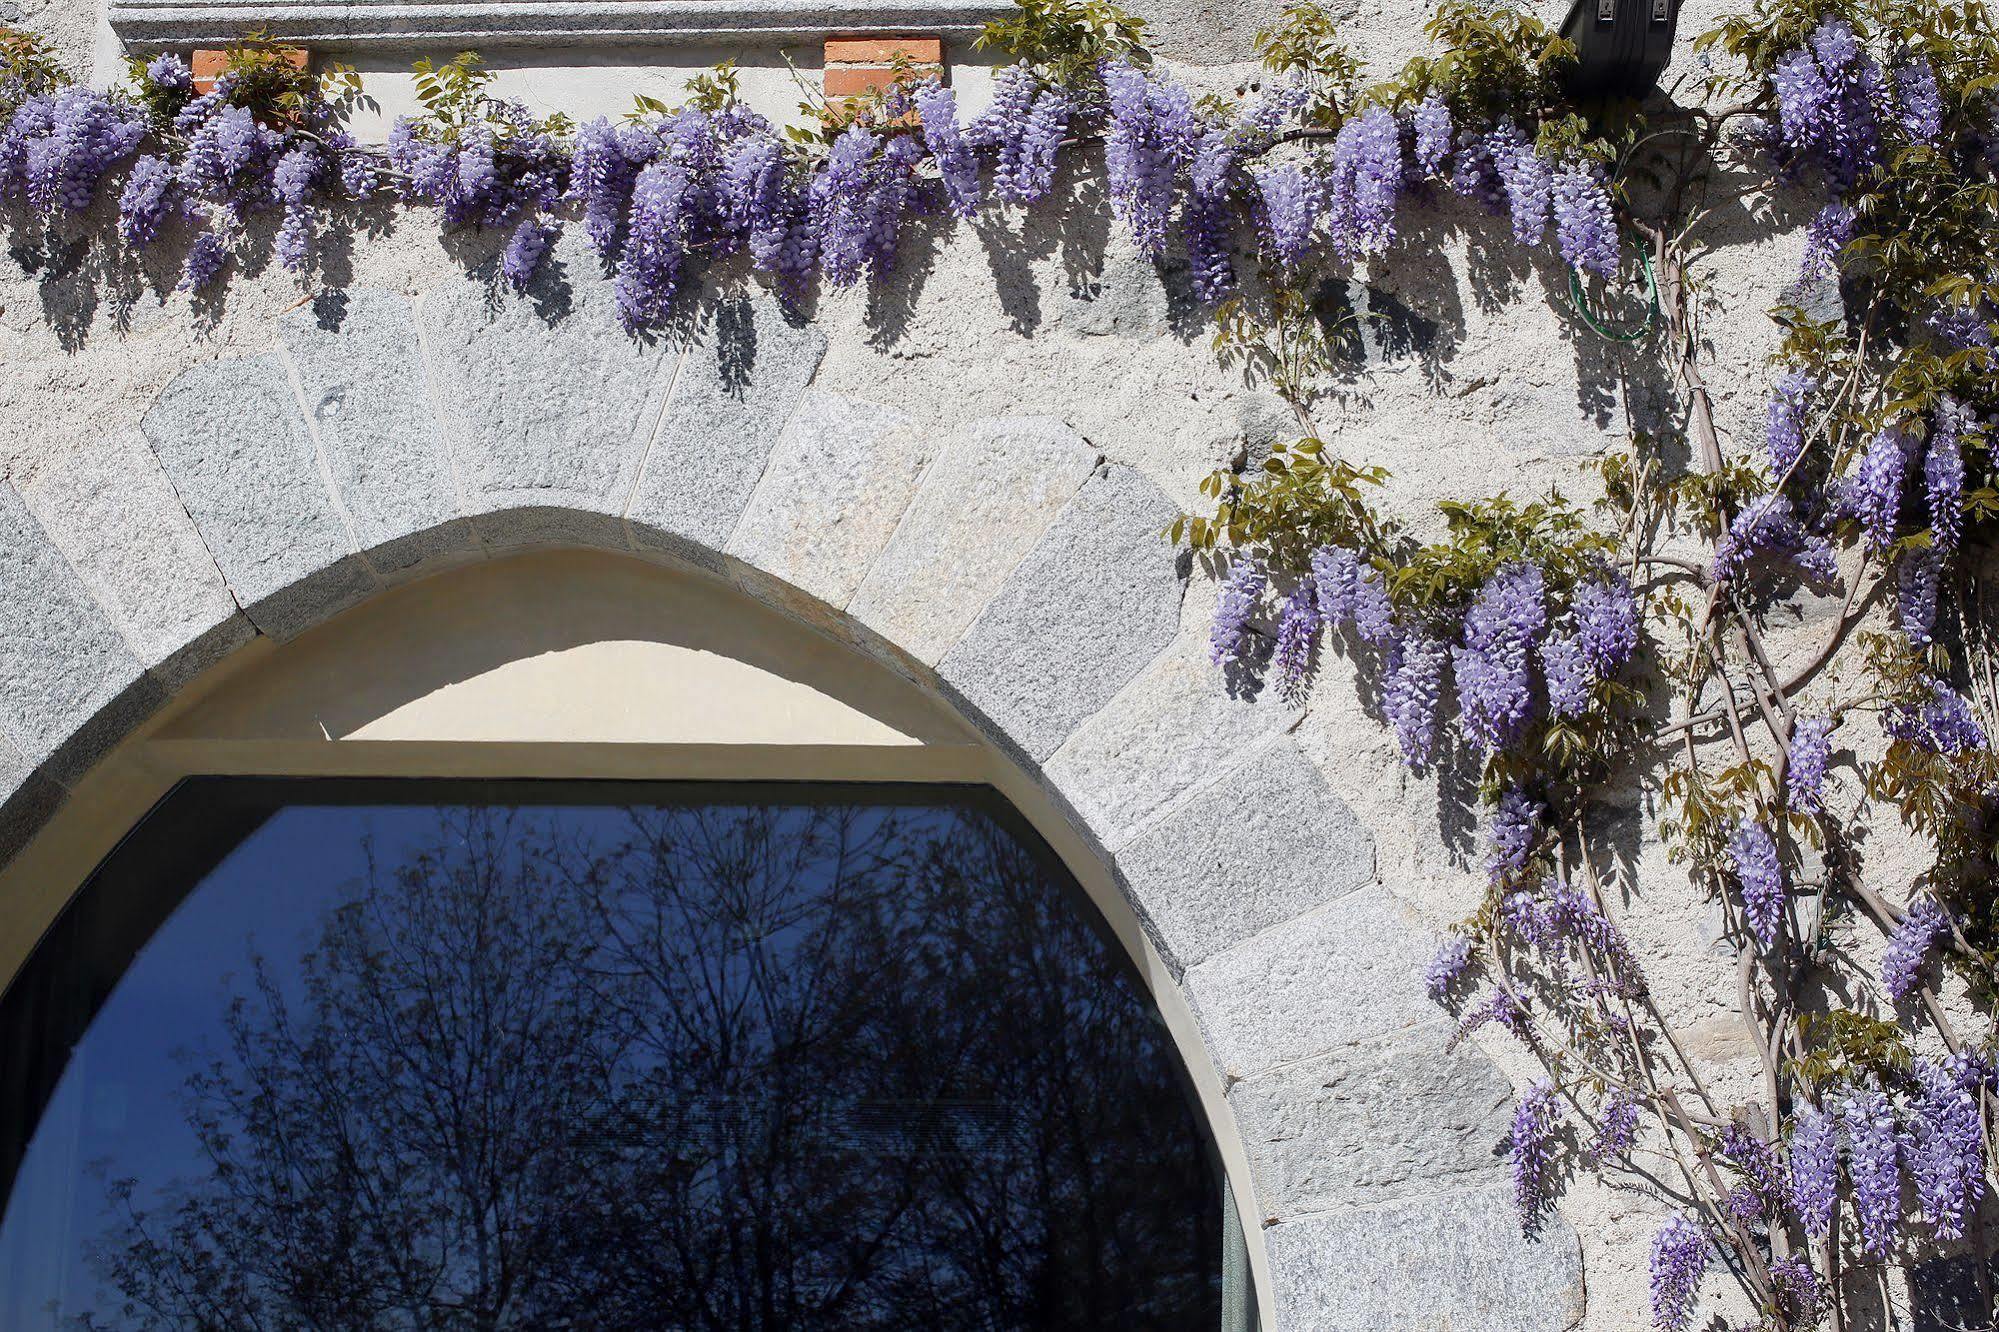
[{"xmin": 1559, "ymin": 0, "xmax": 1682, "ymax": 97}]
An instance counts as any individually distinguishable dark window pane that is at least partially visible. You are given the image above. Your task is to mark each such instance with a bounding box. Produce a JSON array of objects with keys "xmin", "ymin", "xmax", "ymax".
[{"xmin": 0, "ymin": 780, "xmax": 1223, "ymax": 1330}]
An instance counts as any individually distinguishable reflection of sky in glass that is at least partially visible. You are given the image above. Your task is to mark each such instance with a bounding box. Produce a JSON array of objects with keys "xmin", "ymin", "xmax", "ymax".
[{"xmin": 0, "ymin": 792, "xmax": 1221, "ymax": 1330}]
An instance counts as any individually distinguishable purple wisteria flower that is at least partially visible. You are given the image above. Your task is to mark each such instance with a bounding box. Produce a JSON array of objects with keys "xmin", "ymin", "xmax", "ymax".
[
  {"xmin": 914, "ymin": 82, "xmax": 982, "ymax": 220},
  {"xmin": 1271, "ymin": 577, "xmax": 1322, "ymax": 698},
  {"xmin": 1454, "ymin": 562, "xmax": 1546, "ymax": 756},
  {"xmin": 1489, "ymin": 120, "xmax": 1551, "ymax": 248},
  {"xmin": 1102, "ymin": 61, "xmax": 1195, "ymax": 255},
  {"xmin": 1838, "ymin": 1083, "xmax": 1903, "ymax": 1257},
  {"xmin": 1326, "ymin": 105, "xmax": 1403, "ymax": 259},
  {"xmin": 501, "ymin": 216, "xmax": 555, "ymax": 290},
  {"xmin": 1210, "ymin": 558, "xmax": 1267, "ymax": 667},
  {"xmin": 1801, "ymin": 200, "xmax": 1855, "ymax": 278},
  {"xmin": 1540, "ymin": 629, "xmax": 1592, "ymax": 717},
  {"xmin": 1712, "ymin": 493, "xmax": 1835, "ymax": 585},
  {"xmin": 1787, "ymin": 714, "xmax": 1834, "ymax": 815},
  {"xmin": 1253, "ymin": 161, "xmax": 1322, "ymax": 270},
  {"xmin": 179, "ymin": 229, "xmax": 229, "ymax": 291},
  {"xmin": 144, "ymin": 52, "xmax": 193, "ymax": 94},
  {"xmin": 1184, "ymin": 129, "xmax": 1239, "ymax": 303},
  {"xmin": 1909, "ymin": 1056, "xmax": 1985, "ymax": 1239},
  {"xmin": 1648, "ymin": 1214, "xmax": 1707, "ymax": 1332},
  {"xmin": 1573, "ymin": 575, "xmax": 1638, "ymax": 675},
  {"xmin": 1770, "ymin": 20, "xmax": 1884, "ymax": 194},
  {"xmin": 1486, "ymin": 787, "xmax": 1543, "ymax": 887},
  {"xmin": 1892, "ymin": 57, "xmax": 1944, "ymax": 142},
  {"xmin": 1727, "ymin": 818, "xmax": 1785, "ymax": 949},
  {"xmin": 1384, "ymin": 631, "xmax": 1447, "ymax": 767},
  {"xmin": 1765, "ymin": 369, "xmax": 1818, "ymax": 474},
  {"xmin": 0, "ymin": 84, "xmax": 148, "ymax": 216},
  {"xmin": 1788, "ymin": 1103, "xmax": 1839, "ymax": 1238},
  {"xmin": 117, "ymin": 152, "xmax": 178, "ymax": 248},
  {"xmin": 1896, "ymin": 547, "xmax": 1941, "ymax": 647},
  {"xmin": 1770, "ymin": 1255, "xmax": 1821, "ymax": 1326},
  {"xmin": 1883, "ymin": 897, "xmax": 1949, "ymax": 1001},
  {"xmin": 1311, "ymin": 545, "xmax": 1395, "ymax": 644},
  {"xmin": 1720, "ymin": 1121, "xmax": 1782, "ymax": 1217},
  {"xmin": 1425, "ymin": 936, "xmax": 1474, "ymax": 1001},
  {"xmin": 1412, "ymin": 93, "xmax": 1453, "ymax": 175},
  {"xmin": 1592, "ymin": 1088, "xmax": 1640, "ymax": 1161},
  {"xmin": 1552, "ymin": 159, "xmax": 1618, "ymax": 278},
  {"xmin": 1886, "ymin": 679, "xmax": 1988, "ymax": 755},
  {"xmin": 1853, "ymin": 423, "xmax": 1913, "ymax": 553},
  {"xmin": 1508, "ymin": 1080, "xmax": 1562, "ymax": 1232},
  {"xmin": 1451, "ymin": 988, "xmax": 1525, "ymax": 1048},
  {"xmin": 1925, "ymin": 397, "xmax": 1967, "ymax": 548}
]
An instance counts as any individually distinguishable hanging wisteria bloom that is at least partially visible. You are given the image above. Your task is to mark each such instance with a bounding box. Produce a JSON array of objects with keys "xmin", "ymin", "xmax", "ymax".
[
  {"xmin": 1454, "ymin": 562, "xmax": 1546, "ymax": 756},
  {"xmin": 1412, "ymin": 93, "xmax": 1453, "ymax": 176},
  {"xmin": 1253, "ymin": 160, "xmax": 1322, "ymax": 270},
  {"xmin": 1727, "ymin": 818, "xmax": 1785, "ymax": 949},
  {"xmin": 1540, "ymin": 627, "xmax": 1592, "ymax": 717},
  {"xmin": 501, "ymin": 216, "xmax": 555, "ymax": 290},
  {"xmin": 0, "ymin": 84, "xmax": 147, "ymax": 215},
  {"xmin": 1311, "ymin": 545, "xmax": 1396, "ymax": 645},
  {"xmin": 1270, "ymin": 577, "xmax": 1322, "ymax": 697},
  {"xmin": 1764, "ymin": 369, "xmax": 1818, "ymax": 474},
  {"xmin": 1886, "ymin": 679, "xmax": 1988, "ymax": 756},
  {"xmin": 1326, "ymin": 104, "xmax": 1403, "ymax": 259},
  {"xmin": 1551, "ymin": 159, "xmax": 1617, "ymax": 278},
  {"xmin": 1852, "ymin": 423, "xmax": 1912, "ymax": 553},
  {"xmin": 914, "ymin": 82, "xmax": 981, "ymax": 220},
  {"xmin": 1891, "ymin": 57, "xmax": 1944, "ymax": 142},
  {"xmin": 1210, "ymin": 558, "xmax": 1267, "ymax": 667},
  {"xmin": 1450, "ymin": 988, "xmax": 1525, "ymax": 1048},
  {"xmin": 1883, "ymin": 897, "xmax": 1949, "ymax": 1001},
  {"xmin": 1770, "ymin": 19, "xmax": 1885, "ymax": 194},
  {"xmin": 1508, "ymin": 1080, "xmax": 1562, "ymax": 1232},
  {"xmin": 117, "ymin": 152, "xmax": 178, "ymax": 248},
  {"xmin": 1896, "ymin": 546, "xmax": 1941, "ymax": 646},
  {"xmin": 1801, "ymin": 200, "xmax": 1854, "ymax": 278},
  {"xmin": 1102, "ymin": 61, "xmax": 1195, "ymax": 255},
  {"xmin": 1486, "ymin": 787, "xmax": 1543, "ymax": 887},
  {"xmin": 1384, "ymin": 631, "xmax": 1447, "ymax": 767},
  {"xmin": 1770, "ymin": 1255, "xmax": 1821, "ymax": 1327},
  {"xmin": 1838, "ymin": 1083, "xmax": 1904, "ymax": 1257},
  {"xmin": 1425, "ymin": 936, "xmax": 1473, "ymax": 1000},
  {"xmin": 1788, "ymin": 1103, "xmax": 1839, "ymax": 1238},
  {"xmin": 1787, "ymin": 714, "xmax": 1834, "ymax": 815},
  {"xmin": 1184, "ymin": 129, "xmax": 1240, "ymax": 303},
  {"xmin": 1648, "ymin": 1214, "xmax": 1707, "ymax": 1332},
  {"xmin": 1572, "ymin": 575, "xmax": 1638, "ymax": 676},
  {"xmin": 1592, "ymin": 1088, "xmax": 1639, "ymax": 1161},
  {"xmin": 1908, "ymin": 1056, "xmax": 1985, "ymax": 1239},
  {"xmin": 1924, "ymin": 397, "xmax": 1966, "ymax": 548},
  {"xmin": 1488, "ymin": 120, "xmax": 1551, "ymax": 248}
]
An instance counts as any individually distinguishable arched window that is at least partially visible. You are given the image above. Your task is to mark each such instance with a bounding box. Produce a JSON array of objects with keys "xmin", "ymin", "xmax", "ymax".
[{"xmin": 0, "ymin": 778, "xmax": 1236, "ymax": 1328}]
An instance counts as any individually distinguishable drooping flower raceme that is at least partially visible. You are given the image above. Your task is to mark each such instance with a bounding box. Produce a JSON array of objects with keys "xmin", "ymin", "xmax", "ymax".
[
  {"xmin": 1727, "ymin": 818, "xmax": 1785, "ymax": 949},
  {"xmin": 1788, "ymin": 1103, "xmax": 1839, "ymax": 1239},
  {"xmin": 1486, "ymin": 787, "xmax": 1543, "ymax": 887},
  {"xmin": 1853, "ymin": 422, "xmax": 1912, "ymax": 553},
  {"xmin": 1454, "ymin": 562, "xmax": 1546, "ymax": 757},
  {"xmin": 1838, "ymin": 1083, "xmax": 1904, "ymax": 1257},
  {"xmin": 1384, "ymin": 631, "xmax": 1447, "ymax": 767},
  {"xmin": 914, "ymin": 81, "xmax": 981, "ymax": 220},
  {"xmin": 1102, "ymin": 61, "xmax": 1195, "ymax": 255},
  {"xmin": 1908, "ymin": 1056, "xmax": 1985, "ymax": 1239},
  {"xmin": 1892, "ymin": 57, "xmax": 1944, "ymax": 143},
  {"xmin": 1425, "ymin": 936, "xmax": 1473, "ymax": 1000},
  {"xmin": 1326, "ymin": 104, "xmax": 1402, "ymax": 259},
  {"xmin": 1764, "ymin": 369, "xmax": 1818, "ymax": 474},
  {"xmin": 1883, "ymin": 897, "xmax": 1948, "ymax": 1001},
  {"xmin": 1551, "ymin": 159, "xmax": 1617, "ymax": 278},
  {"xmin": 1592, "ymin": 1088, "xmax": 1639, "ymax": 1161},
  {"xmin": 1271, "ymin": 577, "xmax": 1322, "ymax": 697},
  {"xmin": 1924, "ymin": 397, "xmax": 1966, "ymax": 549},
  {"xmin": 1311, "ymin": 545, "xmax": 1395, "ymax": 645},
  {"xmin": 1508, "ymin": 1080, "xmax": 1562, "ymax": 1231},
  {"xmin": 1210, "ymin": 558, "xmax": 1267, "ymax": 667},
  {"xmin": 1253, "ymin": 160, "xmax": 1322, "ymax": 270},
  {"xmin": 1787, "ymin": 714, "xmax": 1834, "ymax": 816},
  {"xmin": 1886, "ymin": 679, "xmax": 1988, "ymax": 756},
  {"xmin": 1412, "ymin": 93, "xmax": 1453, "ymax": 176},
  {"xmin": 1488, "ymin": 120, "xmax": 1551, "ymax": 248},
  {"xmin": 1648, "ymin": 1214, "xmax": 1707, "ymax": 1332}
]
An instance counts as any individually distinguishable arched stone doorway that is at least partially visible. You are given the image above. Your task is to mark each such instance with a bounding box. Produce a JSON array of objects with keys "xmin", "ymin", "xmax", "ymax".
[{"xmin": 0, "ymin": 248, "xmax": 1584, "ymax": 1329}]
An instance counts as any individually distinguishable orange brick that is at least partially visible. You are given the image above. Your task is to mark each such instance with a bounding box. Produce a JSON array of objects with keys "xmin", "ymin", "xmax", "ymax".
[
  {"xmin": 190, "ymin": 44, "xmax": 307, "ymax": 93},
  {"xmin": 823, "ymin": 36, "xmax": 942, "ymax": 65},
  {"xmin": 824, "ymin": 66, "xmax": 921, "ymax": 100}
]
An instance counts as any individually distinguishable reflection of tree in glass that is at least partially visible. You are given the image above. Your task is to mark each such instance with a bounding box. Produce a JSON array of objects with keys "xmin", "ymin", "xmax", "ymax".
[{"xmin": 84, "ymin": 803, "xmax": 1219, "ymax": 1330}]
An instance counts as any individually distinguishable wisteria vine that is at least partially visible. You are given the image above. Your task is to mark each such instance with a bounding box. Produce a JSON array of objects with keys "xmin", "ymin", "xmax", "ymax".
[{"xmin": 4, "ymin": 0, "xmax": 1999, "ymax": 1327}]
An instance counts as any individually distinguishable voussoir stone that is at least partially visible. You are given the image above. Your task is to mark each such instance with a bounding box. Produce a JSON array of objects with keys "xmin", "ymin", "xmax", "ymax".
[
  {"xmin": 278, "ymin": 288, "xmax": 472, "ymax": 575},
  {"xmin": 17, "ymin": 428, "xmax": 250, "ymax": 688},
  {"xmin": 1109, "ymin": 737, "xmax": 1374, "ymax": 970},
  {"xmin": 1184, "ymin": 886, "xmax": 1434, "ymax": 1080},
  {"xmin": 417, "ymin": 233, "xmax": 679, "ymax": 550},
  {"xmin": 1264, "ymin": 1184, "xmax": 1586, "ymax": 1332},
  {"xmin": 142, "ymin": 355, "xmax": 375, "ymax": 641},
  {"xmin": 847, "ymin": 415, "xmax": 1099, "ymax": 664},
  {"xmin": 0, "ymin": 486, "xmax": 158, "ymax": 783},
  {"xmin": 628, "ymin": 293, "xmax": 827, "ymax": 564},
  {"xmin": 1229, "ymin": 1021, "xmax": 1510, "ymax": 1217},
  {"xmin": 937, "ymin": 464, "xmax": 1185, "ymax": 763},
  {"xmin": 724, "ymin": 389, "xmax": 930, "ymax": 609},
  {"xmin": 0, "ymin": 729, "xmax": 62, "ymax": 862}
]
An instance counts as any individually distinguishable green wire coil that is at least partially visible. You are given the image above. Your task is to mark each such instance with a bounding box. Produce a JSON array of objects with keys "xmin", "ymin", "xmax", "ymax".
[{"xmin": 1566, "ymin": 243, "xmax": 1660, "ymax": 343}]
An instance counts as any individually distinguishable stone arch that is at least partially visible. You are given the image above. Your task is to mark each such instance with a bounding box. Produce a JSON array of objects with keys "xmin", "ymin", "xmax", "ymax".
[{"xmin": 0, "ymin": 236, "xmax": 1584, "ymax": 1330}]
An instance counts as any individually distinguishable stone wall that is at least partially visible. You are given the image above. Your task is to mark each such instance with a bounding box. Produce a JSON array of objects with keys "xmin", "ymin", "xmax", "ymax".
[{"xmin": 0, "ymin": 0, "xmax": 1865, "ymax": 1325}]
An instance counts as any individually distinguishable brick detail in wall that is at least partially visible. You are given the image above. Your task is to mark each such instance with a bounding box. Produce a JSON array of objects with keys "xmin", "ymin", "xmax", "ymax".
[
  {"xmin": 190, "ymin": 45, "xmax": 307, "ymax": 94},
  {"xmin": 822, "ymin": 36, "xmax": 943, "ymax": 104}
]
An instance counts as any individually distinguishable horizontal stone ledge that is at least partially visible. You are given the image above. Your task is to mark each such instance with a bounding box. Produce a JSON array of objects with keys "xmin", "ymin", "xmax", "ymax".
[{"xmin": 107, "ymin": 0, "xmax": 1012, "ymax": 47}]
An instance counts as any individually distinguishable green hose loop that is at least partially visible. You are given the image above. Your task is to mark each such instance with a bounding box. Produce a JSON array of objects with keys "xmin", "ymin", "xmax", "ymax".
[{"xmin": 1566, "ymin": 243, "xmax": 1660, "ymax": 343}]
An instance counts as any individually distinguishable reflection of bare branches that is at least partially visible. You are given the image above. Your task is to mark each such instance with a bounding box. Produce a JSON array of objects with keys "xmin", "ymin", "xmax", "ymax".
[{"xmin": 79, "ymin": 801, "xmax": 1219, "ymax": 1330}]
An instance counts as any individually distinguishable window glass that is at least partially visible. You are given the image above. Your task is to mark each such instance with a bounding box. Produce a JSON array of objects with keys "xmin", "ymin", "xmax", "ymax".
[{"xmin": 0, "ymin": 780, "xmax": 1225, "ymax": 1329}]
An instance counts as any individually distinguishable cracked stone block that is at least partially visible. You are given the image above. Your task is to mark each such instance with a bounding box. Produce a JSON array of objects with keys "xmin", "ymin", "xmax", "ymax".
[
  {"xmin": 418, "ymin": 233, "xmax": 677, "ymax": 549},
  {"xmin": 1109, "ymin": 737, "xmax": 1374, "ymax": 969},
  {"xmin": 938, "ymin": 464, "xmax": 1186, "ymax": 762},
  {"xmin": 278, "ymin": 288, "xmax": 473, "ymax": 575},
  {"xmin": 1185, "ymin": 887, "xmax": 1434, "ymax": 1079},
  {"xmin": 1264, "ymin": 1184, "xmax": 1585, "ymax": 1331},
  {"xmin": 628, "ymin": 293, "xmax": 827, "ymax": 563},
  {"xmin": 724, "ymin": 390, "xmax": 931, "ymax": 610},
  {"xmin": 18, "ymin": 429, "xmax": 251, "ymax": 688},
  {"xmin": 0, "ymin": 486, "xmax": 159, "ymax": 783},
  {"xmin": 1229, "ymin": 1021, "xmax": 1510, "ymax": 1217},
  {"xmin": 141, "ymin": 355, "xmax": 375, "ymax": 640},
  {"xmin": 848, "ymin": 415, "xmax": 1098, "ymax": 664}
]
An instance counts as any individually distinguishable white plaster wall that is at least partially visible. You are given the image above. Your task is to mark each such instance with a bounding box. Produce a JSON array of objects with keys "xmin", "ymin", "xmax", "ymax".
[{"xmin": 0, "ymin": 0, "xmax": 1959, "ymax": 1324}]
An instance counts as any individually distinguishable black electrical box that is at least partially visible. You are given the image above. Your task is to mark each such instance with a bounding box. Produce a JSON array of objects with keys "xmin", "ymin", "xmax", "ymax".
[{"xmin": 1560, "ymin": 0, "xmax": 1681, "ymax": 97}]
